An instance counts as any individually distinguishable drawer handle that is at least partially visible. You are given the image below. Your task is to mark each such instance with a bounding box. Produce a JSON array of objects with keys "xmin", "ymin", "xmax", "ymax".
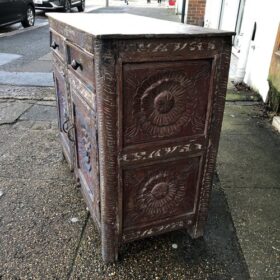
[
  {"xmin": 67, "ymin": 125, "xmax": 75, "ymax": 142},
  {"xmin": 51, "ymin": 41, "xmax": 58, "ymax": 49},
  {"xmin": 71, "ymin": 59, "xmax": 82, "ymax": 71}
]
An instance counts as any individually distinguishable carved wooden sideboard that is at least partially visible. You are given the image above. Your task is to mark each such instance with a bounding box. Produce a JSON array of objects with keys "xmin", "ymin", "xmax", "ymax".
[{"xmin": 48, "ymin": 13, "xmax": 234, "ymax": 263}]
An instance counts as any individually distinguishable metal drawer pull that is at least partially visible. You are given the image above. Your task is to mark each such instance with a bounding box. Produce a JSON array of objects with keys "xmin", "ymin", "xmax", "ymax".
[
  {"xmin": 71, "ymin": 59, "xmax": 82, "ymax": 70},
  {"xmin": 51, "ymin": 41, "xmax": 58, "ymax": 49},
  {"xmin": 67, "ymin": 125, "xmax": 75, "ymax": 142},
  {"xmin": 62, "ymin": 118, "xmax": 70, "ymax": 133}
]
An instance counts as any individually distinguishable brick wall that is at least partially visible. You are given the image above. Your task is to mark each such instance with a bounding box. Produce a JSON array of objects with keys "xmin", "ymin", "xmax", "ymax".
[{"xmin": 187, "ymin": 0, "xmax": 206, "ymax": 26}]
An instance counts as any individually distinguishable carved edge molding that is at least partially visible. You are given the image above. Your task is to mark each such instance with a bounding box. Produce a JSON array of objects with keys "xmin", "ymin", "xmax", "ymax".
[
  {"xmin": 192, "ymin": 38, "xmax": 232, "ymax": 238},
  {"xmin": 121, "ymin": 142, "xmax": 203, "ymax": 163},
  {"xmin": 94, "ymin": 39, "xmax": 119, "ymax": 263},
  {"xmin": 119, "ymin": 38, "xmax": 218, "ymax": 54},
  {"xmin": 123, "ymin": 220, "xmax": 184, "ymax": 242}
]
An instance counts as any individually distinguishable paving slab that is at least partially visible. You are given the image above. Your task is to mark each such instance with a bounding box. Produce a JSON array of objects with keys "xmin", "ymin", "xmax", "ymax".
[
  {"xmin": 0, "ymin": 71, "xmax": 53, "ymax": 87},
  {"xmin": 18, "ymin": 60, "xmax": 53, "ymax": 73},
  {"xmin": 0, "ymin": 101, "xmax": 32, "ymax": 124},
  {"xmin": 218, "ymin": 134, "xmax": 280, "ymax": 189},
  {"xmin": 0, "ymin": 125, "xmax": 28, "ymax": 157},
  {"xmin": 218, "ymin": 103, "xmax": 280, "ymax": 279},
  {"xmin": 38, "ymin": 52, "xmax": 52, "ymax": 61},
  {"xmin": 224, "ymin": 188, "xmax": 280, "ymax": 279},
  {"xmin": 0, "ymin": 129, "xmax": 71, "ymax": 182},
  {"xmin": 0, "ymin": 85, "xmax": 55, "ymax": 101},
  {"xmin": 0, "ymin": 177, "xmax": 88, "ymax": 279},
  {"xmin": 69, "ymin": 177, "xmax": 249, "ymax": 280},
  {"xmin": 0, "ymin": 53, "xmax": 22, "ymax": 66},
  {"xmin": 218, "ymin": 103, "xmax": 280, "ymax": 190},
  {"xmin": 20, "ymin": 103, "xmax": 57, "ymax": 121}
]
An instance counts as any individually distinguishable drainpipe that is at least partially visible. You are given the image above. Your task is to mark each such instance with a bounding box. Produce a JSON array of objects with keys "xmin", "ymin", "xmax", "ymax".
[
  {"xmin": 234, "ymin": 22, "xmax": 255, "ymax": 83},
  {"xmin": 181, "ymin": 0, "xmax": 187, "ymax": 23}
]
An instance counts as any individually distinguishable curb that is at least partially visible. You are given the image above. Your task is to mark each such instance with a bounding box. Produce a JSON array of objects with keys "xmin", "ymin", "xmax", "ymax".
[{"xmin": 0, "ymin": 22, "xmax": 48, "ymax": 38}]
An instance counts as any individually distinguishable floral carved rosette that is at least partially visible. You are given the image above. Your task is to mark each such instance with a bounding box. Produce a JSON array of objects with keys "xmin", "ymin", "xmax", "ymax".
[
  {"xmin": 126, "ymin": 71, "xmax": 200, "ymax": 140},
  {"xmin": 135, "ymin": 171, "xmax": 186, "ymax": 218}
]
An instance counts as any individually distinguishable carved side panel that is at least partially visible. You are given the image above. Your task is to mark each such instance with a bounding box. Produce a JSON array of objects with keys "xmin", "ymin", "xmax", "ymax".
[
  {"xmin": 192, "ymin": 37, "xmax": 233, "ymax": 238},
  {"xmin": 122, "ymin": 60, "xmax": 212, "ymax": 147},
  {"xmin": 123, "ymin": 157, "xmax": 200, "ymax": 230},
  {"xmin": 72, "ymin": 92, "xmax": 100, "ymax": 222}
]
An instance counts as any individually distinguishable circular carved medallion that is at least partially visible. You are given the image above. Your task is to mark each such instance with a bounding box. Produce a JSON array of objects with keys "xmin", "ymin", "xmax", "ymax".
[
  {"xmin": 151, "ymin": 182, "xmax": 169, "ymax": 199},
  {"xmin": 154, "ymin": 91, "xmax": 175, "ymax": 114},
  {"xmin": 136, "ymin": 171, "xmax": 185, "ymax": 217},
  {"xmin": 133, "ymin": 72, "xmax": 197, "ymax": 137}
]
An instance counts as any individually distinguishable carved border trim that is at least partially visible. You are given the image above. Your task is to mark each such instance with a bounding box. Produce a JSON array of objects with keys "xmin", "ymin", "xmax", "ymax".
[
  {"xmin": 123, "ymin": 220, "xmax": 184, "ymax": 242},
  {"xmin": 119, "ymin": 39, "xmax": 218, "ymax": 54},
  {"xmin": 121, "ymin": 142, "xmax": 203, "ymax": 163}
]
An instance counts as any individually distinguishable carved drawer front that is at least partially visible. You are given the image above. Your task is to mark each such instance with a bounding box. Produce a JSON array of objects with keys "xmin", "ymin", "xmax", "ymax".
[
  {"xmin": 122, "ymin": 157, "xmax": 201, "ymax": 238},
  {"xmin": 122, "ymin": 60, "xmax": 212, "ymax": 147},
  {"xmin": 66, "ymin": 42, "xmax": 95, "ymax": 92},
  {"xmin": 50, "ymin": 29, "xmax": 66, "ymax": 61},
  {"xmin": 53, "ymin": 62, "xmax": 73, "ymax": 169},
  {"xmin": 68, "ymin": 70, "xmax": 96, "ymax": 109},
  {"xmin": 72, "ymin": 91, "xmax": 100, "ymax": 223}
]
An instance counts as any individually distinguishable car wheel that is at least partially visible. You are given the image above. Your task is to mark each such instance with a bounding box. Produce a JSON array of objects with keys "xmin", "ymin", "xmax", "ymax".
[
  {"xmin": 21, "ymin": 5, "xmax": 35, "ymax": 28},
  {"xmin": 77, "ymin": 0, "xmax": 85, "ymax": 12},
  {"xmin": 63, "ymin": 0, "xmax": 71, "ymax": 12}
]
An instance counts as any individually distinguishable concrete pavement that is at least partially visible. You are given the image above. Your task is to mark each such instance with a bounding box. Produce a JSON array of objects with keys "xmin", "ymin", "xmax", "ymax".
[
  {"xmin": 0, "ymin": 87, "xmax": 279, "ymax": 279},
  {"xmin": 0, "ymin": 88, "xmax": 251, "ymax": 279}
]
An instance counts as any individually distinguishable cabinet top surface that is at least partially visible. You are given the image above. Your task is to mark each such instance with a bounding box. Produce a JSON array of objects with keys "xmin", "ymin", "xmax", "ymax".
[{"xmin": 47, "ymin": 13, "xmax": 234, "ymax": 39}]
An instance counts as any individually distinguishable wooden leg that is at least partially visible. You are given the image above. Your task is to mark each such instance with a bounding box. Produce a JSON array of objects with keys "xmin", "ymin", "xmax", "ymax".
[
  {"xmin": 187, "ymin": 224, "xmax": 204, "ymax": 239},
  {"xmin": 101, "ymin": 235, "xmax": 119, "ymax": 263}
]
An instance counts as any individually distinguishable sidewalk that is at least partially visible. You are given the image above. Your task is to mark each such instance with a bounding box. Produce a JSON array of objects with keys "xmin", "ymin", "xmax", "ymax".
[
  {"xmin": 1, "ymin": 86, "xmax": 279, "ymax": 279},
  {"xmin": 0, "ymin": 89, "xmax": 250, "ymax": 279}
]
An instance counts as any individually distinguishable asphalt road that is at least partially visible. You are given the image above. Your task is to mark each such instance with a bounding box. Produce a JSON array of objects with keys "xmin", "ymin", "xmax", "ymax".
[
  {"xmin": 0, "ymin": 11, "xmax": 52, "ymax": 86},
  {"xmin": 0, "ymin": 2, "xmax": 179, "ymax": 86},
  {"xmin": 0, "ymin": 3, "xmax": 101, "ymax": 86}
]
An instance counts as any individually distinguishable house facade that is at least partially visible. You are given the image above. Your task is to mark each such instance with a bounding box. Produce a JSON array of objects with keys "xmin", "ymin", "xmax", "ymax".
[{"xmin": 204, "ymin": 0, "xmax": 280, "ymax": 102}]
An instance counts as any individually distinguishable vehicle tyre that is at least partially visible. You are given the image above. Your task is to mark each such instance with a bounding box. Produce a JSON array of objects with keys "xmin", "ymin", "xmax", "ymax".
[
  {"xmin": 77, "ymin": 0, "xmax": 85, "ymax": 12},
  {"xmin": 63, "ymin": 0, "xmax": 71, "ymax": 12},
  {"xmin": 21, "ymin": 5, "xmax": 35, "ymax": 28}
]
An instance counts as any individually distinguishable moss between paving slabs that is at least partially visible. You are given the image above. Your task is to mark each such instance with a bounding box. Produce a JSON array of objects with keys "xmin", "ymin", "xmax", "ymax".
[
  {"xmin": 226, "ymin": 89, "xmax": 262, "ymax": 102},
  {"xmin": 267, "ymin": 80, "xmax": 280, "ymax": 113}
]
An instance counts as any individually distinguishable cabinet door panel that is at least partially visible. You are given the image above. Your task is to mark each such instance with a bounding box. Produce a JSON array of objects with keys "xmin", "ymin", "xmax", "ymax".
[
  {"xmin": 123, "ymin": 157, "xmax": 201, "ymax": 230},
  {"xmin": 72, "ymin": 92, "xmax": 100, "ymax": 223},
  {"xmin": 122, "ymin": 60, "xmax": 212, "ymax": 147},
  {"xmin": 120, "ymin": 59, "xmax": 214, "ymax": 240},
  {"xmin": 53, "ymin": 64, "xmax": 73, "ymax": 169}
]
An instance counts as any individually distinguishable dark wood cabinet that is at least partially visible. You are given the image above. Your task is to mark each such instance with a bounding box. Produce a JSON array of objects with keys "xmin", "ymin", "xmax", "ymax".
[{"xmin": 48, "ymin": 13, "xmax": 234, "ymax": 263}]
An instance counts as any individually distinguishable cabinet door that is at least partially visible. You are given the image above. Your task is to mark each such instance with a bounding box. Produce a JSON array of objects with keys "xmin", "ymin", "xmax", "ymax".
[
  {"xmin": 120, "ymin": 59, "xmax": 213, "ymax": 241},
  {"xmin": 71, "ymin": 90, "xmax": 100, "ymax": 224},
  {"xmin": 53, "ymin": 62, "xmax": 74, "ymax": 170}
]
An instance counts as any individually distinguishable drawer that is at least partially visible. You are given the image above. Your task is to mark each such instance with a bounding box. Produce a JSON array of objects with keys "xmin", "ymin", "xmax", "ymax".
[
  {"xmin": 50, "ymin": 29, "xmax": 66, "ymax": 61},
  {"xmin": 68, "ymin": 70, "xmax": 96, "ymax": 110},
  {"xmin": 66, "ymin": 42, "xmax": 95, "ymax": 92}
]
